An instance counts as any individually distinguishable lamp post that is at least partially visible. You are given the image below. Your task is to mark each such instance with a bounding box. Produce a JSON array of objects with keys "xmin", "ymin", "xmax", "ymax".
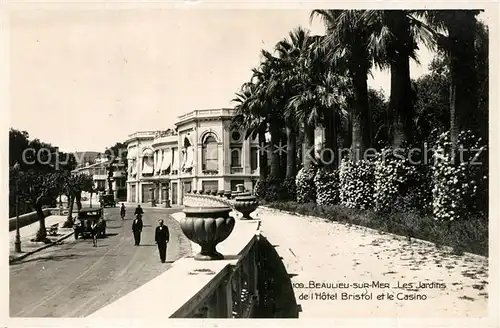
[{"xmin": 13, "ymin": 162, "xmax": 22, "ymax": 253}]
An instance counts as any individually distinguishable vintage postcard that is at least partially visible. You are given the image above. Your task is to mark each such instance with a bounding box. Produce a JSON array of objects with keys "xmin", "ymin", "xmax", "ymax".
[{"xmin": 2, "ymin": 1, "xmax": 498, "ymax": 327}]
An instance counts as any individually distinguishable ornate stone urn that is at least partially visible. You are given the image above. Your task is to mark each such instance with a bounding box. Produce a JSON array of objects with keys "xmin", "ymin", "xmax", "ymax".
[
  {"xmin": 233, "ymin": 194, "xmax": 259, "ymax": 220},
  {"xmin": 180, "ymin": 207, "xmax": 235, "ymax": 260}
]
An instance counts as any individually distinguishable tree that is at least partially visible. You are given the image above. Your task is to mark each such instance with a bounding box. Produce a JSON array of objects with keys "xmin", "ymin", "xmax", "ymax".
[
  {"xmin": 311, "ymin": 10, "xmax": 374, "ymax": 161},
  {"xmin": 231, "ymin": 81, "xmax": 269, "ymax": 179},
  {"xmin": 423, "ymin": 10, "xmax": 482, "ymax": 152},
  {"xmin": 10, "ymin": 169, "xmax": 63, "ymax": 242},
  {"xmin": 361, "ymin": 10, "xmax": 435, "ymax": 148}
]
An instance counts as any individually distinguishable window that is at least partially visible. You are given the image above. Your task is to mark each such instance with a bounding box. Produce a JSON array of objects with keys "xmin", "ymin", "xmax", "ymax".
[
  {"xmin": 183, "ymin": 181, "xmax": 192, "ymax": 193},
  {"xmin": 202, "ymin": 180, "xmax": 219, "ymax": 192},
  {"xmin": 231, "ymin": 131, "xmax": 241, "ymax": 142},
  {"xmin": 250, "ymin": 147, "xmax": 258, "ymax": 171},
  {"xmin": 202, "ymin": 135, "xmax": 218, "ymax": 171},
  {"xmin": 231, "ymin": 148, "xmax": 242, "ymax": 167}
]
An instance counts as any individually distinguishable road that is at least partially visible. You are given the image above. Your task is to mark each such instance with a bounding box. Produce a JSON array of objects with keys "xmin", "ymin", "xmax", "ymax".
[{"xmin": 10, "ymin": 207, "xmax": 192, "ymax": 318}]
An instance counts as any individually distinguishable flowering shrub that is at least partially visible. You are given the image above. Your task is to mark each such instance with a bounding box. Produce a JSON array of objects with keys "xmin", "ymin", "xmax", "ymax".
[
  {"xmin": 373, "ymin": 147, "xmax": 428, "ymax": 213},
  {"xmin": 282, "ymin": 176, "xmax": 297, "ymax": 201},
  {"xmin": 339, "ymin": 159, "xmax": 374, "ymax": 210},
  {"xmin": 255, "ymin": 176, "xmax": 295, "ymax": 202},
  {"xmin": 296, "ymin": 167, "xmax": 317, "ymax": 203},
  {"xmin": 432, "ymin": 130, "xmax": 488, "ymax": 221},
  {"xmin": 314, "ymin": 167, "xmax": 339, "ymax": 206}
]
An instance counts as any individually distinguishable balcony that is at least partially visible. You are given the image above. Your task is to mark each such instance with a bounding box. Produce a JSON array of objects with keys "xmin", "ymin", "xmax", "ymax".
[
  {"xmin": 177, "ymin": 109, "xmax": 235, "ymax": 125},
  {"xmin": 127, "ymin": 131, "xmax": 157, "ymax": 139},
  {"xmin": 230, "ymin": 167, "xmax": 243, "ymax": 174}
]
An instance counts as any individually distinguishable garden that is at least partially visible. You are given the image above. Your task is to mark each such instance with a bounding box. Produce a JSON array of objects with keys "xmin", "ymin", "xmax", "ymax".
[{"xmin": 231, "ymin": 10, "xmax": 488, "ymax": 256}]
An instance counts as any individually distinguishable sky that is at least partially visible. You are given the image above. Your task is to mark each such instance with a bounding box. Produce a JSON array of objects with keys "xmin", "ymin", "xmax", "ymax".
[{"xmin": 8, "ymin": 8, "xmax": 489, "ymax": 153}]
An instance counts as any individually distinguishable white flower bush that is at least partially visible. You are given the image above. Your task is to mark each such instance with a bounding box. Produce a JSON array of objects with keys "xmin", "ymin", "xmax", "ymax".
[
  {"xmin": 373, "ymin": 147, "xmax": 420, "ymax": 213},
  {"xmin": 296, "ymin": 167, "xmax": 317, "ymax": 203},
  {"xmin": 314, "ymin": 167, "xmax": 339, "ymax": 206},
  {"xmin": 432, "ymin": 130, "xmax": 488, "ymax": 221},
  {"xmin": 339, "ymin": 159, "xmax": 374, "ymax": 210}
]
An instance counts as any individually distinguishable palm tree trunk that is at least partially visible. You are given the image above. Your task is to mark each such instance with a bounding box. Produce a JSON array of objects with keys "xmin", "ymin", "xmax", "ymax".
[
  {"xmin": 324, "ymin": 109, "xmax": 337, "ymax": 169},
  {"xmin": 389, "ymin": 12, "xmax": 414, "ymax": 149},
  {"xmin": 269, "ymin": 127, "xmax": 281, "ymax": 177},
  {"xmin": 258, "ymin": 130, "xmax": 268, "ymax": 179},
  {"xmin": 448, "ymin": 12, "xmax": 479, "ymax": 154},
  {"xmin": 286, "ymin": 122, "xmax": 297, "ymax": 178},
  {"xmin": 351, "ymin": 68, "xmax": 372, "ymax": 162},
  {"xmin": 303, "ymin": 122, "xmax": 316, "ymax": 170}
]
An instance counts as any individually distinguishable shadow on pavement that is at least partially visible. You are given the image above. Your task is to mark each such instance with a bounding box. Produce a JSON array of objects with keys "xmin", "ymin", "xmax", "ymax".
[
  {"xmin": 11, "ymin": 253, "xmax": 81, "ymax": 265},
  {"xmin": 254, "ymin": 236, "xmax": 299, "ymax": 318},
  {"xmin": 102, "ymin": 233, "xmax": 119, "ymax": 238}
]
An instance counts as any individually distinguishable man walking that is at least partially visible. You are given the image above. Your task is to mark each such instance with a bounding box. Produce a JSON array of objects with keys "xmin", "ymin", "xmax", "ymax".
[
  {"xmin": 155, "ymin": 219, "xmax": 169, "ymax": 263},
  {"xmin": 132, "ymin": 214, "xmax": 143, "ymax": 246},
  {"xmin": 120, "ymin": 203, "xmax": 126, "ymax": 220},
  {"xmin": 90, "ymin": 220, "xmax": 98, "ymax": 247},
  {"xmin": 134, "ymin": 205, "xmax": 144, "ymax": 217}
]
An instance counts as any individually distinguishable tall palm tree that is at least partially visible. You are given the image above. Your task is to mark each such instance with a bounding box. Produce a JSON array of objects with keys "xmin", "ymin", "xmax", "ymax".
[
  {"xmin": 361, "ymin": 10, "xmax": 435, "ymax": 149},
  {"xmin": 422, "ymin": 10, "xmax": 482, "ymax": 151},
  {"xmin": 274, "ymin": 27, "xmax": 311, "ymax": 177},
  {"xmin": 231, "ymin": 81, "xmax": 269, "ymax": 179},
  {"xmin": 311, "ymin": 10, "xmax": 374, "ymax": 161}
]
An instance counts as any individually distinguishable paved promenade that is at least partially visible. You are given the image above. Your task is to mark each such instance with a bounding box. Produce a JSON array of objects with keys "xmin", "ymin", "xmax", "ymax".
[
  {"xmin": 10, "ymin": 207, "xmax": 190, "ymax": 317},
  {"xmin": 254, "ymin": 207, "xmax": 490, "ymax": 318},
  {"xmin": 9, "ymin": 214, "xmax": 73, "ymax": 261}
]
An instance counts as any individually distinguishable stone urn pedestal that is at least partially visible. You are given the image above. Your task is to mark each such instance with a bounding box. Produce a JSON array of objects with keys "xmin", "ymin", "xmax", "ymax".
[
  {"xmin": 179, "ymin": 207, "xmax": 235, "ymax": 260},
  {"xmin": 233, "ymin": 195, "xmax": 259, "ymax": 220}
]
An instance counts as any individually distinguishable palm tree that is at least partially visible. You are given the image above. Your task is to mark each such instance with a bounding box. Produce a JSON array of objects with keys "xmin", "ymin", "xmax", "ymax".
[
  {"xmin": 422, "ymin": 10, "xmax": 482, "ymax": 151},
  {"xmin": 231, "ymin": 81, "xmax": 269, "ymax": 179},
  {"xmin": 361, "ymin": 10, "xmax": 435, "ymax": 149},
  {"xmin": 274, "ymin": 27, "xmax": 311, "ymax": 177},
  {"xmin": 311, "ymin": 10, "xmax": 374, "ymax": 161}
]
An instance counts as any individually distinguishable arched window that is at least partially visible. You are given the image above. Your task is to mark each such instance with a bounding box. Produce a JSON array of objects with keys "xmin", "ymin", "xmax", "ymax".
[{"xmin": 202, "ymin": 135, "xmax": 218, "ymax": 171}]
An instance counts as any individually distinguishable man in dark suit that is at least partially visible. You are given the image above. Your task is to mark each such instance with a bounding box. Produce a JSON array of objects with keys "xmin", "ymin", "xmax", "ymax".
[
  {"xmin": 155, "ymin": 219, "xmax": 169, "ymax": 263},
  {"xmin": 134, "ymin": 205, "xmax": 144, "ymax": 217},
  {"xmin": 131, "ymin": 214, "xmax": 143, "ymax": 246}
]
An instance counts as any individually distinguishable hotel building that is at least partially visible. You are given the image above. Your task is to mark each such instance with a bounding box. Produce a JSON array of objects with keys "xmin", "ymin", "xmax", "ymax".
[{"xmin": 125, "ymin": 108, "xmax": 261, "ymax": 205}]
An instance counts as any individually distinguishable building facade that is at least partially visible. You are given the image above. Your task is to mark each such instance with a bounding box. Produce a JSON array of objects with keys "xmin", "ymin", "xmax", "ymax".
[
  {"xmin": 125, "ymin": 108, "xmax": 261, "ymax": 205},
  {"xmin": 71, "ymin": 157, "xmax": 128, "ymax": 201}
]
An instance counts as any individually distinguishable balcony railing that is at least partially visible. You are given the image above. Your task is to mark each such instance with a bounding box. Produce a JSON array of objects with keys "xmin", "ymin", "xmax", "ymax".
[
  {"xmin": 127, "ymin": 131, "xmax": 157, "ymax": 139},
  {"xmin": 177, "ymin": 109, "xmax": 235, "ymax": 123},
  {"xmin": 230, "ymin": 167, "xmax": 243, "ymax": 174}
]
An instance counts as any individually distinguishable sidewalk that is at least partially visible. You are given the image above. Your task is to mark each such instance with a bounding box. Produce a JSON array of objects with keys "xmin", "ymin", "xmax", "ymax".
[
  {"xmin": 254, "ymin": 207, "xmax": 489, "ymax": 318},
  {"xmin": 9, "ymin": 215, "xmax": 75, "ymax": 263}
]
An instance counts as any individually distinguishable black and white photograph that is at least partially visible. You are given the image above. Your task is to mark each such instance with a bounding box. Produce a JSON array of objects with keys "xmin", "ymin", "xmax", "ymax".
[{"xmin": 3, "ymin": 3, "xmax": 496, "ymax": 325}]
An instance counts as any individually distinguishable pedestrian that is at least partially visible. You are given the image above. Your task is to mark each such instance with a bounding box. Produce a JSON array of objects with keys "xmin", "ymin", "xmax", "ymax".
[
  {"xmin": 90, "ymin": 220, "xmax": 98, "ymax": 247},
  {"xmin": 120, "ymin": 203, "xmax": 126, "ymax": 220},
  {"xmin": 132, "ymin": 214, "xmax": 143, "ymax": 246},
  {"xmin": 134, "ymin": 205, "xmax": 144, "ymax": 218},
  {"xmin": 155, "ymin": 219, "xmax": 169, "ymax": 263}
]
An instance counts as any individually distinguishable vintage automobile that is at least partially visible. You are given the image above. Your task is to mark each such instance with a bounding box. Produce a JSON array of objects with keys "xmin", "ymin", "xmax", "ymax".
[
  {"xmin": 74, "ymin": 207, "xmax": 106, "ymax": 239},
  {"xmin": 99, "ymin": 194, "xmax": 116, "ymax": 208}
]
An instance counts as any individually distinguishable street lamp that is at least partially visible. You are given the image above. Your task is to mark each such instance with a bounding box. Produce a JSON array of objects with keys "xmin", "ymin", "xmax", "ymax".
[{"xmin": 13, "ymin": 162, "xmax": 22, "ymax": 253}]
